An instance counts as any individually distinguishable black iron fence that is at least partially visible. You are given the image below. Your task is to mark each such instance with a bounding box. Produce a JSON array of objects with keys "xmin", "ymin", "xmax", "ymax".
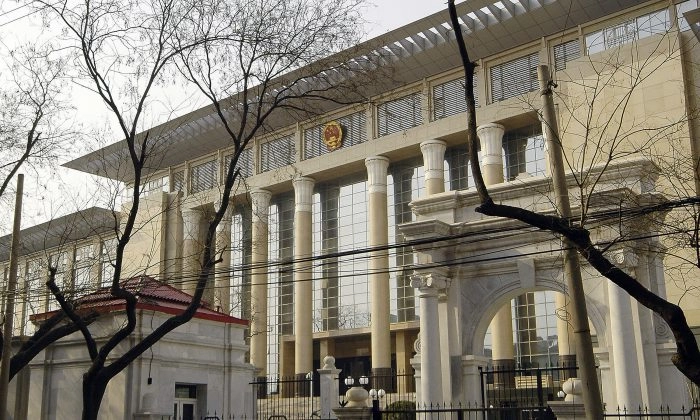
[
  {"xmin": 251, "ymin": 375, "xmax": 316, "ymax": 420},
  {"xmin": 603, "ymin": 403, "xmax": 700, "ymax": 419},
  {"xmin": 479, "ymin": 365, "xmax": 577, "ymax": 412},
  {"xmin": 338, "ymin": 370, "xmax": 416, "ymax": 407}
]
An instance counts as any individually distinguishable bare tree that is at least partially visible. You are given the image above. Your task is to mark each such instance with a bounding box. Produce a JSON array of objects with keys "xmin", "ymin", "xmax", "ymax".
[
  {"xmin": 25, "ymin": 0, "xmax": 368, "ymax": 418},
  {"xmin": 447, "ymin": 0, "xmax": 700, "ymax": 393},
  {"xmin": 0, "ymin": 43, "xmax": 73, "ymax": 212}
]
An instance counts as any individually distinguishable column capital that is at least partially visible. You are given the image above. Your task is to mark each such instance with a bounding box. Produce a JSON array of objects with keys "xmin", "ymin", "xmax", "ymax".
[
  {"xmin": 214, "ymin": 199, "xmax": 233, "ymax": 223},
  {"xmin": 476, "ymin": 123, "xmax": 505, "ymax": 166},
  {"xmin": 181, "ymin": 207, "xmax": 203, "ymax": 232},
  {"xmin": 420, "ymin": 139, "xmax": 447, "ymax": 184},
  {"xmin": 293, "ymin": 176, "xmax": 315, "ymax": 213},
  {"xmin": 250, "ymin": 189, "xmax": 272, "ymax": 216},
  {"xmin": 365, "ymin": 155, "xmax": 390, "ymax": 194},
  {"xmin": 411, "ymin": 272, "xmax": 449, "ymax": 295},
  {"xmin": 610, "ymin": 247, "xmax": 638, "ymax": 270}
]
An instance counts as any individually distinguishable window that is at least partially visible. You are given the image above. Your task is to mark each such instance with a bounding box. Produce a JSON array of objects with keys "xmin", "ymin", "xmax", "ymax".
[
  {"xmin": 312, "ymin": 178, "xmax": 372, "ymax": 332},
  {"xmin": 388, "ymin": 162, "xmax": 425, "ymax": 323},
  {"xmin": 445, "ymin": 145, "xmax": 473, "ymax": 191},
  {"xmin": 100, "ymin": 238, "xmax": 118, "ymax": 287},
  {"xmin": 377, "ymin": 92, "xmax": 422, "ymax": 137},
  {"xmin": 304, "ymin": 112, "xmax": 367, "ymax": 159},
  {"xmin": 267, "ymin": 195, "xmax": 294, "ymax": 383},
  {"xmin": 553, "ymin": 40, "xmax": 581, "ymax": 72},
  {"xmin": 261, "ymin": 135, "xmax": 295, "ymax": 172},
  {"xmin": 24, "ymin": 259, "xmax": 45, "ymax": 334},
  {"xmin": 190, "ymin": 159, "xmax": 217, "ymax": 194},
  {"xmin": 490, "ymin": 52, "xmax": 539, "ymax": 102},
  {"xmin": 229, "ymin": 208, "xmax": 252, "ymax": 319},
  {"xmin": 585, "ymin": 9, "xmax": 671, "ymax": 55},
  {"xmin": 143, "ymin": 175, "xmax": 169, "ymax": 195},
  {"xmin": 224, "ymin": 147, "xmax": 254, "ymax": 180},
  {"xmin": 73, "ymin": 244, "xmax": 95, "ymax": 296},
  {"xmin": 503, "ymin": 125, "xmax": 546, "ymax": 181},
  {"xmin": 48, "ymin": 252, "xmax": 68, "ymax": 311},
  {"xmin": 433, "ymin": 75, "xmax": 479, "ymax": 121},
  {"xmin": 172, "ymin": 171, "xmax": 185, "ymax": 192}
]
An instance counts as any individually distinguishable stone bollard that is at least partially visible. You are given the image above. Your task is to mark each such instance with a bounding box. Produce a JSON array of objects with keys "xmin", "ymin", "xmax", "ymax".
[
  {"xmin": 333, "ymin": 385, "xmax": 371, "ymax": 420},
  {"xmin": 548, "ymin": 378, "xmax": 586, "ymax": 420},
  {"xmin": 318, "ymin": 355, "xmax": 342, "ymax": 419}
]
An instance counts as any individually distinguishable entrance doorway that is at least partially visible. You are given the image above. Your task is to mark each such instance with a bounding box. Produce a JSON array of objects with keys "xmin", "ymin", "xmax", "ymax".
[{"xmin": 174, "ymin": 384, "xmax": 198, "ymax": 420}]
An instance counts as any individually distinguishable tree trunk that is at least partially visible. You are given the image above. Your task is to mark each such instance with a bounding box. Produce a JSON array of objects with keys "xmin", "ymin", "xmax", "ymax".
[{"xmin": 82, "ymin": 373, "xmax": 108, "ymax": 420}]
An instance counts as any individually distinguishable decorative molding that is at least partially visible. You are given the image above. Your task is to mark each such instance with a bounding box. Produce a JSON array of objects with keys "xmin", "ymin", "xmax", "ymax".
[
  {"xmin": 420, "ymin": 139, "xmax": 447, "ymax": 182},
  {"xmin": 476, "ymin": 123, "xmax": 505, "ymax": 167},
  {"xmin": 250, "ymin": 189, "xmax": 272, "ymax": 221},
  {"xmin": 365, "ymin": 156, "xmax": 389, "ymax": 194},
  {"xmin": 293, "ymin": 176, "xmax": 315, "ymax": 213},
  {"xmin": 410, "ymin": 272, "xmax": 449, "ymax": 293}
]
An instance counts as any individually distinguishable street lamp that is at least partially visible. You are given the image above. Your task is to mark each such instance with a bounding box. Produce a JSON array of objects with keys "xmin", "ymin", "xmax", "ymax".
[
  {"xmin": 359, "ymin": 376, "xmax": 369, "ymax": 388},
  {"xmin": 369, "ymin": 387, "xmax": 386, "ymax": 416},
  {"xmin": 344, "ymin": 376, "xmax": 355, "ymax": 387}
]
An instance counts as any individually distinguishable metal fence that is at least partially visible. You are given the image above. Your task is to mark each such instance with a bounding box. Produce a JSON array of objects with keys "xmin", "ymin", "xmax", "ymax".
[
  {"xmin": 251, "ymin": 375, "xmax": 316, "ymax": 420},
  {"xmin": 479, "ymin": 365, "xmax": 577, "ymax": 411},
  {"xmin": 338, "ymin": 370, "xmax": 416, "ymax": 407},
  {"xmin": 603, "ymin": 404, "xmax": 700, "ymax": 419}
]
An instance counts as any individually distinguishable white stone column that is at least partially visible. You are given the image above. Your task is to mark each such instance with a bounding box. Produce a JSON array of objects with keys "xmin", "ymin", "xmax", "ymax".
[
  {"xmin": 555, "ymin": 291, "xmax": 576, "ymax": 374},
  {"xmin": 293, "ymin": 176, "xmax": 315, "ymax": 379},
  {"xmin": 214, "ymin": 202, "xmax": 233, "ymax": 312},
  {"xmin": 477, "ymin": 123, "xmax": 505, "ymax": 186},
  {"xmin": 318, "ymin": 356, "xmax": 342, "ymax": 419},
  {"xmin": 630, "ymin": 246, "xmax": 662, "ymax": 409},
  {"xmin": 365, "ymin": 156, "xmax": 392, "ymax": 377},
  {"xmin": 477, "ymin": 123, "xmax": 515, "ymax": 378},
  {"xmin": 181, "ymin": 207, "xmax": 203, "ymax": 295},
  {"xmin": 250, "ymin": 189, "xmax": 272, "ymax": 378},
  {"xmin": 608, "ymin": 249, "xmax": 643, "ymax": 409},
  {"xmin": 412, "ymin": 273, "xmax": 446, "ymax": 405},
  {"xmin": 420, "ymin": 139, "xmax": 447, "ymax": 195}
]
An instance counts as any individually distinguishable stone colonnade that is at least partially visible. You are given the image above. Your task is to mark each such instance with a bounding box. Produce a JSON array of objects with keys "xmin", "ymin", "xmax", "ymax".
[{"xmin": 173, "ymin": 124, "xmax": 655, "ymax": 407}]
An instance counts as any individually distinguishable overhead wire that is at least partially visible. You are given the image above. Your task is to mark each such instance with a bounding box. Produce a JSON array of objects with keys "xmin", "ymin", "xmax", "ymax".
[{"xmin": 9, "ymin": 195, "xmax": 700, "ymax": 307}]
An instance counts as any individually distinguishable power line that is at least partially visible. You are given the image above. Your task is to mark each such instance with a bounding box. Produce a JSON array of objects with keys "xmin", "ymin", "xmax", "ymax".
[{"xmin": 7, "ymin": 196, "xmax": 700, "ymax": 307}]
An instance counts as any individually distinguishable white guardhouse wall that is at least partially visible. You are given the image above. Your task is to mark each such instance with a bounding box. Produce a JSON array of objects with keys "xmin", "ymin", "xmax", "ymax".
[{"xmin": 23, "ymin": 309, "xmax": 254, "ymax": 420}]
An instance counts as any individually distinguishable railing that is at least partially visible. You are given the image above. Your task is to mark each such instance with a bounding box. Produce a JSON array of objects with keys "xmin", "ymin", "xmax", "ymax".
[
  {"xmin": 338, "ymin": 370, "xmax": 416, "ymax": 407},
  {"xmin": 251, "ymin": 375, "xmax": 315, "ymax": 420},
  {"xmin": 479, "ymin": 365, "xmax": 577, "ymax": 411},
  {"xmin": 603, "ymin": 403, "xmax": 700, "ymax": 419}
]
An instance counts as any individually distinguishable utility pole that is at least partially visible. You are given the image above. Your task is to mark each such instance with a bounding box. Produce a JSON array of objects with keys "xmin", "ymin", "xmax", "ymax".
[
  {"xmin": 0, "ymin": 174, "xmax": 24, "ymax": 420},
  {"xmin": 537, "ymin": 65, "xmax": 603, "ymax": 419}
]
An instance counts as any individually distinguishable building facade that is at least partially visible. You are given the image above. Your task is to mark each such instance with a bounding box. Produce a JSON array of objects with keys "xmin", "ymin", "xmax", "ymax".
[{"xmin": 3, "ymin": 0, "xmax": 700, "ymax": 412}]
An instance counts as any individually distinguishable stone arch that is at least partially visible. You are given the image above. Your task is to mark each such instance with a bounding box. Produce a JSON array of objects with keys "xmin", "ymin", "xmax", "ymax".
[{"xmin": 457, "ymin": 265, "xmax": 608, "ymax": 358}]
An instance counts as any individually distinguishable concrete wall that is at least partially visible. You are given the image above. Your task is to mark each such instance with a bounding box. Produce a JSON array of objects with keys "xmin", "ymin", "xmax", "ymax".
[{"xmin": 16, "ymin": 309, "xmax": 254, "ymax": 420}]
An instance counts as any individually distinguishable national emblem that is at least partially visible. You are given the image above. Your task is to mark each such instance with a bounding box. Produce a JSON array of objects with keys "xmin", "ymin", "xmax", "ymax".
[{"xmin": 322, "ymin": 121, "xmax": 343, "ymax": 151}]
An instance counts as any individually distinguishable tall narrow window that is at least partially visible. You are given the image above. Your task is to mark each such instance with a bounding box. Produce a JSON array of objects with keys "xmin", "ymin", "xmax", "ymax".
[{"xmin": 73, "ymin": 244, "xmax": 95, "ymax": 296}]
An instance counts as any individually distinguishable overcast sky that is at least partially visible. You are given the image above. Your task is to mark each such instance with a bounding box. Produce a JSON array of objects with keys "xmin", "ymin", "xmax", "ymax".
[{"xmin": 0, "ymin": 1, "xmax": 450, "ymax": 234}]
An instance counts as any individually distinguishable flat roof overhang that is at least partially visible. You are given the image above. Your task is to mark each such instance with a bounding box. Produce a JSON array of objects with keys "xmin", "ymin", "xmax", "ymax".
[{"xmin": 63, "ymin": 0, "xmax": 646, "ymax": 182}]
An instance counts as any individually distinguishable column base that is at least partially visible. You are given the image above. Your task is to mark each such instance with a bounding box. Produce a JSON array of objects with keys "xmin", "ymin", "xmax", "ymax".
[
  {"xmin": 558, "ymin": 354, "xmax": 577, "ymax": 380},
  {"xmin": 370, "ymin": 367, "xmax": 394, "ymax": 393},
  {"xmin": 492, "ymin": 358, "xmax": 516, "ymax": 389}
]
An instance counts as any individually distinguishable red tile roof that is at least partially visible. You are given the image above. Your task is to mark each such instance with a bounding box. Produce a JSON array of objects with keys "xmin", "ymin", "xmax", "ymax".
[{"xmin": 32, "ymin": 276, "xmax": 248, "ymax": 325}]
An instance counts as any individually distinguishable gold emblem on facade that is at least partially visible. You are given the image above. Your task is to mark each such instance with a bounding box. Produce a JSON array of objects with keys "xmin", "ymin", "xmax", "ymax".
[{"xmin": 322, "ymin": 121, "xmax": 343, "ymax": 151}]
